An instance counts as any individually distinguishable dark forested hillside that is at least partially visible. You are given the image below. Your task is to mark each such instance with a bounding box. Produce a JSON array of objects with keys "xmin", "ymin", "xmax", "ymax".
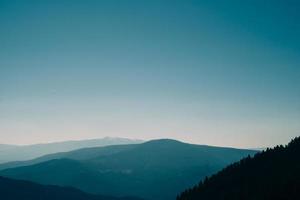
[
  {"xmin": 177, "ymin": 137, "xmax": 300, "ymax": 200},
  {"xmin": 0, "ymin": 139, "xmax": 256, "ymax": 200},
  {"xmin": 0, "ymin": 176, "xmax": 142, "ymax": 200}
]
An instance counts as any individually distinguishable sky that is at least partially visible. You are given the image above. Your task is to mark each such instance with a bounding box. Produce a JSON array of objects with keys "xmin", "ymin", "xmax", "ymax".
[{"xmin": 0, "ymin": 0, "xmax": 299, "ymax": 148}]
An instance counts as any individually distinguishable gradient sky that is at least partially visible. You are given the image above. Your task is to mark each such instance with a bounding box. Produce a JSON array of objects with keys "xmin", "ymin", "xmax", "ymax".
[{"xmin": 0, "ymin": 0, "xmax": 299, "ymax": 148}]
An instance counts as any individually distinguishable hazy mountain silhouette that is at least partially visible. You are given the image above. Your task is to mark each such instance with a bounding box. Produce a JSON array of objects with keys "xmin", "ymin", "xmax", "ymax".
[
  {"xmin": 0, "ymin": 137, "xmax": 143, "ymax": 164},
  {"xmin": 177, "ymin": 137, "xmax": 300, "ymax": 200},
  {"xmin": 0, "ymin": 143, "xmax": 138, "ymax": 170},
  {"xmin": 0, "ymin": 176, "xmax": 142, "ymax": 200},
  {"xmin": 0, "ymin": 139, "xmax": 256, "ymax": 200}
]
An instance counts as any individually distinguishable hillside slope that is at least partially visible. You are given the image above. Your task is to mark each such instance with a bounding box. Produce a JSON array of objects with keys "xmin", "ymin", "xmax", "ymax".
[
  {"xmin": 0, "ymin": 137, "xmax": 143, "ymax": 164},
  {"xmin": 0, "ymin": 139, "xmax": 256, "ymax": 200},
  {"xmin": 0, "ymin": 143, "xmax": 137, "ymax": 170},
  {"xmin": 177, "ymin": 137, "xmax": 300, "ymax": 200},
  {"xmin": 0, "ymin": 176, "xmax": 142, "ymax": 200}
]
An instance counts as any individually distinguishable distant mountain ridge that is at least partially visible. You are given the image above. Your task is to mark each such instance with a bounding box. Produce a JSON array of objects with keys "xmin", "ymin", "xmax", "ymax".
[
  {"xmin": 0, "ymin": 139, "xmax": 257, "ymax": 200},
  {"xmin": 0, "ymin": 176, "xmax": 142, "ymax": 200},
  {"xmin": 0, "ymin": 137, "xmax": 143, "ymax": 163},
  {"xmin": 177, "ymin": 137, "xmax": 300, "ymax": 200}
]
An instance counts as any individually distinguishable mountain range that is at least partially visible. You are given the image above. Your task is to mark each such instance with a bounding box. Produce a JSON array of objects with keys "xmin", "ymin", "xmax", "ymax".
[
  {"xmin": 0, "ymin": 139, "xmax": 256, "ymax": 200},
  {"xmin": 0, "ymin": 137, "xmax": 143, "ymax": 164}
]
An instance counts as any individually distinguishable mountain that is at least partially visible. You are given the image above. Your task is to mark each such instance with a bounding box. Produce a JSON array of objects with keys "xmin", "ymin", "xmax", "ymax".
[
  {"xmin": 0, "ymin": 145, "xmax": 18, "ymax": 163},
  {"xmin": 0, "ymin": 143, "xmax": 138, "ymax": 170},
  {"xmin": 0, "ymin": 176, "xmax": 142, "ymax": 200},
  {"xmin": 0, "ymin": 139, "xmax": 256, "ymax": 200},
  {"xmin": 0, "ymin": 137, "xmax": 143, "ymax": 163},
  {"xmin": 177, "ymin": 137, "xmax": 300, "ymax": 200}
]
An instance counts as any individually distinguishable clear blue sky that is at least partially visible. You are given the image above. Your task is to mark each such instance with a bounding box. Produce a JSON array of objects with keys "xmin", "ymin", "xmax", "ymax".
[{"xmin": 0, "ymin": 0, "xmax": 299, "ymax": 147}]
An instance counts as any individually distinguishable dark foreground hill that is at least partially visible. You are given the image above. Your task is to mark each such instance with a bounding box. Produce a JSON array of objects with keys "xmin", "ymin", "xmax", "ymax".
[
  {"xmin": 177, "ymin": 137, "xmax": 300, "ymax": 200},
  {"xmin": 0, "ymin": 176, "xmax": 141, "ymax": 200},
  {"xmin": 0, "ymin": 139, "xmax": 256, "ymax": 200}
]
